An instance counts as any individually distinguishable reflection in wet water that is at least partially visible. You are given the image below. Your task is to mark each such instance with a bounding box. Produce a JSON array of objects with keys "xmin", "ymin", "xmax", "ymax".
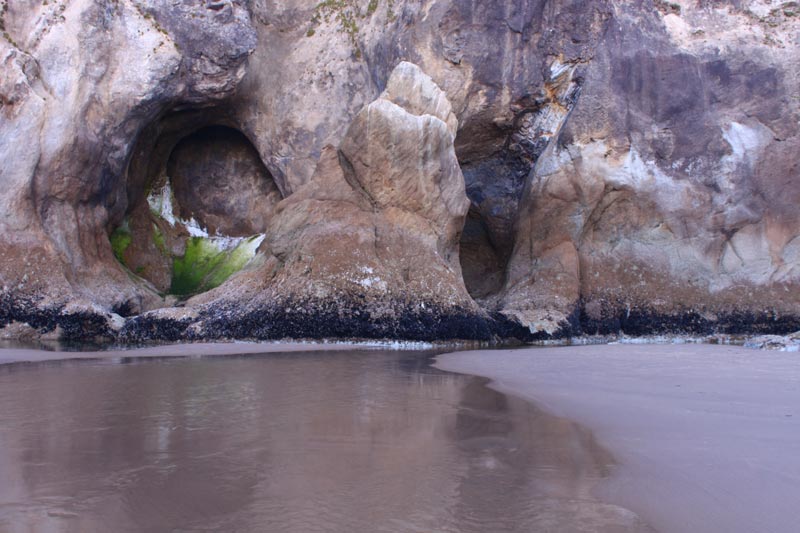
[{"xmin": 0, "ymin": 351, "xmax": 651, "ymax": 532}]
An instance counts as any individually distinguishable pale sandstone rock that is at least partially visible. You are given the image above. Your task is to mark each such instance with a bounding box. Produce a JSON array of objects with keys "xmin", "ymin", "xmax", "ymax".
[
  {"xmin": 1, "ymin": 1, "xmax": 799, "ymax": 341},
  {"xmin": 496, "ymin": 2, "xmax": 800, "ymax": 337},
  {"xmin": 173, "ymin": 62, "xmax": 485, "ymax": 341},
  {"xmin": 0, "ymin": 0, "xmax": 255, "ymax": 320}
]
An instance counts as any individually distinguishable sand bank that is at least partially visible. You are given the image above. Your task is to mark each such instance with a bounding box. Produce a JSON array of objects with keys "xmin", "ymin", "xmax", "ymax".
[
  {"xmin": 436, "ymin": 344, "xmax": 800, "ymax": 533},
  {"xmin": 0, "ymin": 341, "xmax": 397, "ymax": 366}
]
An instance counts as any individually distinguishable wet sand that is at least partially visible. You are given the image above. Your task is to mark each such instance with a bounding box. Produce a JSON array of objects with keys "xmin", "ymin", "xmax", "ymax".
[
  {"xmin": 437, "ymin": 343, "xmax": 800, "ymax": 533},
  {"xmin": 0, "ymin": 341, "xmax": 383, "ymax": 366},
  {"xmin": 0, "ymin": 349, "xmax": 651, "ymax": 532}
]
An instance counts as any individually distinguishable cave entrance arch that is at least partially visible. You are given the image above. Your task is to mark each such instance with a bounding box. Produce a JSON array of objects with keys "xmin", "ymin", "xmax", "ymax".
[
  {"xmin": 110, "ymin": 112, "xmax": 283, "ymax": 297},
  {"xmin": 456, "ymin": 149, "xmax": 528, "ymax": 302}
]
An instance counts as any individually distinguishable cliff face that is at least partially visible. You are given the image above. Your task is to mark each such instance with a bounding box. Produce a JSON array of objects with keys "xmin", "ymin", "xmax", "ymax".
[{"xmin": 1, "ymin": 0, "xmax": 798, "ymax": 342}]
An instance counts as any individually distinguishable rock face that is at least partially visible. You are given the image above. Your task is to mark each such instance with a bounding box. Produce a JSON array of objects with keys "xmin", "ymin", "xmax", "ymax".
[
  {"xmin": 0, "ymin": 0, "xmax": 256, "ymax": 322},
  {"xmin": 1, "ymin": 0, "xmax": 799, "ymax": 342},
  {"xmin": 152, "ymin": 62, "xmax": 488, "ymax": 341},
  {"xmin": 498, "ymin": 1, "xmax": 800, "ymax": 337},
  {"xmin": 168, "ymin": 126, "xmax": 282, "ymax": 238}
]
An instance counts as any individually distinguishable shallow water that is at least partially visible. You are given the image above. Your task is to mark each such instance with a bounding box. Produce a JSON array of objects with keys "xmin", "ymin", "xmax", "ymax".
[{"xmin": 0, "ymin": 350, "xmax": 651, "ymax": 532}]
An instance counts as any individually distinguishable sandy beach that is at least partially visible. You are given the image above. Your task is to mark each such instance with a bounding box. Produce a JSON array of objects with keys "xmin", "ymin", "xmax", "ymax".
[
  {"xmin": 3, "ymin": 340, "xmax": 798, "ymax": 532},
  {"xmin": 436, "ymin": 343, "xmax": 800, "ymax": 533}
]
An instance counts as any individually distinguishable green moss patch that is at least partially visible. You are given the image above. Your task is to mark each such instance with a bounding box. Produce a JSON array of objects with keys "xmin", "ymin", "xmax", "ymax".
[
  {"xmin": 116, "ymin": 179, "xmax": 265, "ymax": 297},
  {"xmin": 110, "ymin": 220, "xmax": 132, "ymax": 263},
  {"xmin": 309, "ymin": 0, "xmax": 397, "ymax": 57},
  {"xmin": 152, "ymin": 223, "xmax": 167, "ymax": 255},
  {"xmin": 170, "ymin": 235, "xmax": 263, "ymax": 296}
]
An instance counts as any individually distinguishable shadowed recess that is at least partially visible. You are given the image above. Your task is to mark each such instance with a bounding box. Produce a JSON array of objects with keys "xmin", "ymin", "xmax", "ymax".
[{"xmin": 109, "ymin": 118, "xmax": 282, "ymax": 297}]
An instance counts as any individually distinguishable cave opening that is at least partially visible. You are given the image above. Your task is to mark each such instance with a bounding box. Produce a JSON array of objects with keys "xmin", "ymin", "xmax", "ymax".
[
  {"xmin": 110, "ymin": 112, "xmax": 282, "ymax": 298},
  {"xmin": 459, "ymin": 206, "xmax": 508, "ymax": 301},
  {"xmin": 457, "ymin": 154, "xmax": 529, "ymax": 303}
]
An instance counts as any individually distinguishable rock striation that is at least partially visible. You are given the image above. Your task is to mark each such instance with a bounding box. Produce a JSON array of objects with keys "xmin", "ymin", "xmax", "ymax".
[{"xmin": 1, "ymin": 0, "xmax": 799, "ymax": 342}]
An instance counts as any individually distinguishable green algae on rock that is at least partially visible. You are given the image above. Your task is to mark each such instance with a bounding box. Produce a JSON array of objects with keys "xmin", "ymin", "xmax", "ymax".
[
  {"xmin": 109, "ymin": 220, "xmax": 133, "ymax": 264},
  {"xmin": 109, "ymin": 180, "xmax": 265, "ymax": 298},
  {"xmin": 170, "ymin": 235, "xmax": 264, "ymax": 296}
]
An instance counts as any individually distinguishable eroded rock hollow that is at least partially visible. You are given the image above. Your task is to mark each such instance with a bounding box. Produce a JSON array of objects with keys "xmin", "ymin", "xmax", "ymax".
[{"xmin": 1, "ymin": 0, "xmax": 799, "ymax": 342}]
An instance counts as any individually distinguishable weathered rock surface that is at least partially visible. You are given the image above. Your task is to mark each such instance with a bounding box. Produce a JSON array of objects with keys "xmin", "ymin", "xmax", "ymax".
[
  {"xmin": 498, "ymin": 1, "xmax": 800, "ymax": 338},
  {"xmin": 0, "ymin": 0, "xmax": 256, "ymax": 319},
  {"xmin": 135, "ymin": 62, "xmax": 490, "ymax": 341},
  {"xmin": 744, "ymin": 331, "xmax": 800, "ymax": 352},
  {"xmin": 0, "ymin": 0, "xmax": 798, "ymax": 342},
  {"xmin": 168, "ymin": 126, "xmax": 282, "ymax": 237}
]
